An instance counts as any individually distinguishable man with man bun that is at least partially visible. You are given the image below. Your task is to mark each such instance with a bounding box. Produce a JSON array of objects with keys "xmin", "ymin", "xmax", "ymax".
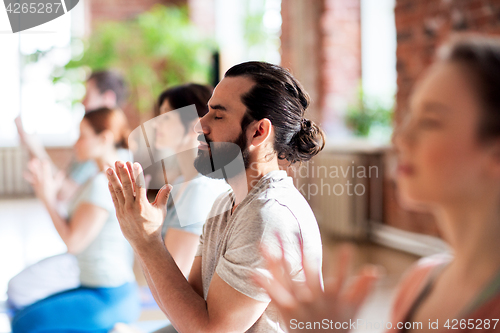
[{"xmin": 107, "ymin": 61, "xmax": 325, "ymax": 333}]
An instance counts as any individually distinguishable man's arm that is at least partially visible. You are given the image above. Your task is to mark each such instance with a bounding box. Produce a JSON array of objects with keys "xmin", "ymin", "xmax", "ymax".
[
  {"xmin": 137, "ymin": 243, "xmax": 202, "ymax": 315},
  {"xmin": 187, "ymin": 256, "xmax": 203, "ymax": 298},
  {"xmin": 136, "ymin": 255, "xmax": 167, "ymax": 314},
  {"xmin": 134, "ymin": 237, "xmax": 269, "ymax": 333},
  {"xmin": 107, "ymin": 161, "xmax": 269, "ymax": 333}
]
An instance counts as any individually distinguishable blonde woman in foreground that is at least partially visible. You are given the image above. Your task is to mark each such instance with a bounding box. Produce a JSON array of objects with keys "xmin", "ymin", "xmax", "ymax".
[{"xmin": 254, "ymin": 35, "xmax": 500, "ymax": 333}]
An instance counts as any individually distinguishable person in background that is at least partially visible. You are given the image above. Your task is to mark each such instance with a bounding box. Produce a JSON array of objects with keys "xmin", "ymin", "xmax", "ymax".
[
  {"xmin": 11, "ymin": 108, "xmax": 140, "ymax": 333},
  {"xmin": 254, "ymin": 35, "xmax": 500, "ymax": 332},
  {"xmin": 7, "ymin": 70, "xmax": 131, "ymax": 311},
  {"xmin": 153, "ymin": 84, "xmax": 230, "ymax": 277},
  {"xmin": 60, "ymin": 70, "xmax": 130, "ymax": 201}
]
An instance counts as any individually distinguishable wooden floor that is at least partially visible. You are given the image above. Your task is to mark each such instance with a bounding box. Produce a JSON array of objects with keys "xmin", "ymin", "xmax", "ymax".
[{"xmin": 0, "ymin": 198, "xmax": 419, "ymax": 333}]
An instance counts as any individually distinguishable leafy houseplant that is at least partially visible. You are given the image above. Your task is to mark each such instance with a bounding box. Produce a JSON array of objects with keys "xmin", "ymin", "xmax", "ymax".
[
  {"xmin": 54, "ymin": 5, "xmax": 215, "ymax": 114},
  {"xmin": 345, "ymin": 87, "xmax": 393, "ymax": 137}
]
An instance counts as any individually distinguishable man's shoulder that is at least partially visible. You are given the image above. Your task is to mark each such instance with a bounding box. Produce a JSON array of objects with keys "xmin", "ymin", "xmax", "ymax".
[
  {"xmin": 212, "ymin": 190, "xmax": 233, "ymax": 208},
  {"xmin": 246, "ymin": 177, "xmax": 314, "ymax": 221},
  {"xmin": 232, "ymin": 181, "xmax": 317, "ymax": 237}
]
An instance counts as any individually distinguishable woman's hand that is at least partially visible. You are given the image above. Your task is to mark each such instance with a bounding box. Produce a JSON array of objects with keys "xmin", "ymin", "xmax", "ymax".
[
  {"xmin": 24, "ymin": 158, "xmax": 64, "ymax": 206},
  {"xmin": 107, "ymin": 161, "xmax": 172, "ymax": 249},
  {"xmin": 253, "ymin": 237, "xmax": 379, "ymax": 333}
]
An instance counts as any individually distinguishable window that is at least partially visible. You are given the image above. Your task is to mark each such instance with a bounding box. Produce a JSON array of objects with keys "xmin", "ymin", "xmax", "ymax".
[
  {"xmin": 0, "ymin": 2, "xmax": 85, "ymax": 147},
  {"xmin": 361, "ymin": 0, "xmax": 397, "ymax": 108},
  {"xmin": 215, "ymin": 0, "xmax": 282, "ymax": 73}
]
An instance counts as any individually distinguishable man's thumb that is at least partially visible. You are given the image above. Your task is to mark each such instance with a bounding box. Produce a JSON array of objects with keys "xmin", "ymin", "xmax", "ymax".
[{"xmin": 155, "ymin": 184, "xmax": 173, "ymax": 208}]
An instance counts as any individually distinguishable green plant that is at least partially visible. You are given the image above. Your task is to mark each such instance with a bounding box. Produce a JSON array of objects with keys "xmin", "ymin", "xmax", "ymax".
[
  {"xmin": 53, "ymin": 5, "xmax": 215, "ymax": 114},
  {"xmin": 345, "ymin": 87, "xmax": 393, "ymax": 137}
]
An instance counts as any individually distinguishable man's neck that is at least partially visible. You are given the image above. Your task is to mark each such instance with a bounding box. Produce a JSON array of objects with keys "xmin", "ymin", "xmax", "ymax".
[{"xmin": 227, "ymin": 161, "xmax": 280, "ymax": 212}]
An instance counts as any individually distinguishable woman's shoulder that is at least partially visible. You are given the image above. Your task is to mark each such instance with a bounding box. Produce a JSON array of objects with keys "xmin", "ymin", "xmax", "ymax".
[
  {"xmin": 390, "ymin": 253, "xmax": 453, "ymax": 324},
  {"xmin": 78, "ymin": 172, "xmax": 115, "ymax": 212},
  {"xmin": 82, "ymin": 173, "xmax": 110, "ymax": 197},
  {"xmin": 92, "ymin": 172, "xmax": 109, "ymax": 185}
]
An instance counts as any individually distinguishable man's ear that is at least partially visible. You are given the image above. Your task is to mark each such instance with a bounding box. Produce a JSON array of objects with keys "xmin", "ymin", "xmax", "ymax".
[{"xmin": 249, "ymin": 118, "xmax": 272, "ymax": 148}]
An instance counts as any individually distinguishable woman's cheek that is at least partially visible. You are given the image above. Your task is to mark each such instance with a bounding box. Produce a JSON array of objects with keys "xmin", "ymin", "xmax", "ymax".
[
  {"xmin": 418, "ymin": 137, "xmax": 452, "ymax": 184},
  {"xmin": 423, "ymin": 136, "xmax": 468, "ymax": 187}
]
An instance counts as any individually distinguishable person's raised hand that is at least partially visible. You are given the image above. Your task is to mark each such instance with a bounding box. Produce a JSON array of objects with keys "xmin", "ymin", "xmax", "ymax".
[
  {"xmin": 24, "ymin": 158, "xmax": 64, "ymax": 206},
  {"xmin": 253, "ymin": 236, "xmax": 379, "ymax": 333},
  {"xmin": 107, "ymin": 161, "xmax": 172, "ymax": 249}
]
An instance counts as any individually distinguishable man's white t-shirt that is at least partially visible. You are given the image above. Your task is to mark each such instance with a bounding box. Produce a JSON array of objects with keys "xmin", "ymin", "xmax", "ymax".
[{"xmin": 195, "ymin": 170, "xmax": 323, "ymax": 332}]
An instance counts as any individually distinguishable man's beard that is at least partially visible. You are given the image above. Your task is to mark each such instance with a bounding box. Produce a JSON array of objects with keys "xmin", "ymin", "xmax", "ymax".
[{"xmin": 194, "ymin": 131, "xmax": 250, "ymax": 180}]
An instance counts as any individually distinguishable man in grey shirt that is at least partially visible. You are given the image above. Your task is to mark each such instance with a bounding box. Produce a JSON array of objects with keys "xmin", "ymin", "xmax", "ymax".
[{"xmin": 107, "ymin": 61, "xmax": 326, "ymax": 332}]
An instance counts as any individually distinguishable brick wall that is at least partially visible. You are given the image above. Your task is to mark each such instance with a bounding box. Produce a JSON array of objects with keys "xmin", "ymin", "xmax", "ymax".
[
  {"xmin": 395, "ymin": 0, "xmax": 500, "ymax": 123},
  {"xmin": 87, "ymin": 0, "xmax": 185, "ymax": 26},
  {"xmin": 280, "ymin": 0, "xmax": 323, "ymax": 122},
  {"xmin": 387, "ymin": 0, "xmax": 500, "ymax": 236},
  {"xmin": 320, "ymin": 0, "xmax": 362, "ymax": 134}
]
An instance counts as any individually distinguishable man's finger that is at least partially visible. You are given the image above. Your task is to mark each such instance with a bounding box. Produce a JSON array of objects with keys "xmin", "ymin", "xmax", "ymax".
[
  {"xmin": 115, "ymin": 161, "xmax": 135, "ymax": 204},
  {"xmin": 108, "ymin": 181, "xmax": 120, "ymax": 210},
  {"xmin": 275, "ymin": 232, "xmax": 296, "ymax": 293},
  {"xmin": 126, "ymin": 162, "xmax": 137, "ymax": 196},
  {"xmin": 106, "ymin": 167, "xmax": 125, "ymax": 206},
  {"xmin": 342, "ymin": 265, "xmax": 379, "ymax": 314},
  {"xmin": 252, "ymin": 271, "xmax": 298, "ymax": 311},
  {"xmin": 329, "ymin": 244, "xmax": 354, "ymax": 297},
  {"xmin": 260, "ymin": 245, "xmax": 295, "ymax": 296},
  {"xmin": 276, "ymin": 232, "xmax": 293, "ymax": 275},
  {"xmin": 131, "ymin": 162, "xmax": 148, "ymax": 203},
  {"xmin": 152, "ymin": 184, "xmax": 172, "ymax": 209}
]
